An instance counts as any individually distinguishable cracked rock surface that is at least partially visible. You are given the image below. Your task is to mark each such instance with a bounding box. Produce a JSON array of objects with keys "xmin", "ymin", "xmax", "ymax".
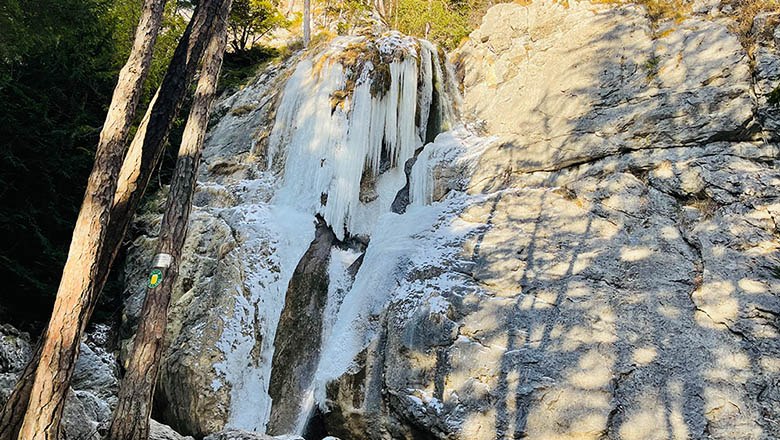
[
  {"xmin": 324, "ymin": 2, "xmax": 780, "ymax": 439},
  {"xmin": 120, "ymin": 1, "xmax": 780, "ymax": 439}
]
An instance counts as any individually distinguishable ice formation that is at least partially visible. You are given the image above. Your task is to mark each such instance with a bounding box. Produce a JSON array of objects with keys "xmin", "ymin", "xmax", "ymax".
[
  {"xmin": 268, "ymin": 32, "xmax": 455, "ymax": 239},
  {"xmin": 210, "ymin": 31, "xmax": 464, "ymax": 434}
]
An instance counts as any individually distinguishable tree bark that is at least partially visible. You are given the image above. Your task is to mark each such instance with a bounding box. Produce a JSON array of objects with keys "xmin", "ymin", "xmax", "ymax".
[
  {"xmin": 0, "ymin": 1, "xmax": 222, "ymax": 437},
  {"xmin": 107, "ymin": 1, "xmax": 230, "ymax": 438},
  {"xmin": 303, "ymin": 0, "xmax": 311, "ymax": 47},
  {"xmin": 108, "ymin": 0, "xmax": 221, "ymax": 269},
  {"xmin": 16, "ymin": 1, "xmax": 168, "ymax": 438}
]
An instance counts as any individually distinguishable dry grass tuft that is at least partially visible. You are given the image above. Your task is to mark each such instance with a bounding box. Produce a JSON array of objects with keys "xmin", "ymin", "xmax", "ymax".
[{"xmin": 723, "ymin": 0, "xmax": 780, "ymax": 47}]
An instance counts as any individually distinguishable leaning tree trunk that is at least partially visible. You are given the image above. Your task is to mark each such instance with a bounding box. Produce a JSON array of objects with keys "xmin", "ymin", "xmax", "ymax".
[
  {"xmin": 106, "ymin": 0, "xmax": 221, "ymax": 279},
  {"xmin": 303, "ymin": 0, "xmax": 311, "ymax": 47},
  {"xmin": 107, "ymin": 0, "xmax": 231, "ymax": 437},
  {"xmin": 0, "ymin": 1, "xmax": 220, "ymax": 438},
  {"xmin": 16, "ymin": 1, "xmax": 168, "ymax": 438}
]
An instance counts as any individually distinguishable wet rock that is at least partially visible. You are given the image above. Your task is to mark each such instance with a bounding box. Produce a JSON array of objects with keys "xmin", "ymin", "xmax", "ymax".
[{"xmin": 268, "ymin": 218, "xmax": 337, "ymax": 434}]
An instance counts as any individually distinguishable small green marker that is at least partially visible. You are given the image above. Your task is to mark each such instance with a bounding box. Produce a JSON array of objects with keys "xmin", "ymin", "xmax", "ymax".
[{"xmin": 148, "ymin": 268, "xmax": 163, "ymax": 288}]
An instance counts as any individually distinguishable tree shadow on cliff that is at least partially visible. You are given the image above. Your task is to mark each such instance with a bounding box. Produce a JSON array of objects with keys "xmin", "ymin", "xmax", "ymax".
[{"xmin": 418, "ymin": 9, "xmax": 780, "ymax": 440}]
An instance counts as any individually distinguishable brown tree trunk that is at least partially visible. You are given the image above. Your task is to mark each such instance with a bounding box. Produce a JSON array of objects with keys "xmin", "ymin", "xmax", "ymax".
[
  {"xmin": 0, "ymin": 1, "xmax": 222, "ymax": 438},
  {"xmin": 303, "ymin": 0, "xmax": 311, "ymax": 47},
  {"xmin": 108, "ymin": 0, "xmax": 221, "ymax": 270},
  {"xmin": 16, "ymin": 1, "xmax": 168, "ymax": 438},
  {"xmin": 107, "ymin": 0, "xmax": 231, "ymax": 437}
]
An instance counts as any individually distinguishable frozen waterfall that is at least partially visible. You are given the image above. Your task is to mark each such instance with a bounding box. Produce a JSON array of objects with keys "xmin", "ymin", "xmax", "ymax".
[
  {"xmin": 213, "ymin": 32, "xmax": 459, "ymax": 434},
  {"xmin": 267, "ymin": 33, "xmax": 455, "ymax": 240}
]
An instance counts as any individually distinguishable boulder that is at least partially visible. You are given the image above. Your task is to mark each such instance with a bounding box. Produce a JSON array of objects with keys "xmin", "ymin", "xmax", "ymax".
[
  {"xmin": 203, "ymin": 429, "xmax": 304, "ymax": 440},
  {"xmin": 150, "ymin": 419, "xmax": 196, "ymax": 440},
  {"xmin": 0, "ymin": 324, "xmax": 119, "ymax": 440}
]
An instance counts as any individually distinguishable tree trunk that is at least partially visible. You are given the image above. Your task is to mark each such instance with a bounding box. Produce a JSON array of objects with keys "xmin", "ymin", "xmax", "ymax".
[
  {"xmin": 16, "ymin": 1, "xmax": 168, "ymax": 438},
  {"xmin": 106, "ymin": 0, "xmax": 231, "ymax": 438},
  {"xmin": 303, "ymin": 0, "xmax": 311, "ymax": 47},
  {"xmin": 0, "ymin": 1, "xmax": 222, "ymax": 437},
  {"xmin": 108, "ymin": 0, "xmax": 221, "ymax": 268}
]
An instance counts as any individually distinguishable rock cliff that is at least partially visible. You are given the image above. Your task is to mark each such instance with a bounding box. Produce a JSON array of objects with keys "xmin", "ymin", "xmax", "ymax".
[{"xmin": 119, "ymin": 1, "xmax": 780, "ymax": 439}]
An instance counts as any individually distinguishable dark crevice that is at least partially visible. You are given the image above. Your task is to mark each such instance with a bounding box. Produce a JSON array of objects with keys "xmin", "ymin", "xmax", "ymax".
[{"xmin": 267, "ymin": 216, "xmax": 337, "ymax": 435}]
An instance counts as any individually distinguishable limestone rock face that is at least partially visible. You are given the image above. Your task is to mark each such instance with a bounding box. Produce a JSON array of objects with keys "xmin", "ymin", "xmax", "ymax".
[
  {"xmin": 455, "ymin": 1, "xmax": 757, "ymax": 182},
  {"xmin": 753, "ymin": 12, "xmax": 780, "ymax": 139},
  {"xmin": 120, "ymin": 63, "xmax": 295, "ymax": 437},
  {"xmin": 322, "ymin": 3, "xmax": 780, "ymax": 440},
  {"xmin": 121, "ymin": 3, "xmax": 780, "ymax": 439}
]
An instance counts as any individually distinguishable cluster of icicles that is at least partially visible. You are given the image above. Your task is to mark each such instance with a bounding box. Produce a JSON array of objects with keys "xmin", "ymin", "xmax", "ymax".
[
  {"xmin": 268, "ymin": 32, "xmax": 455, "ymax": 239},
  {"xmin": 216, "ymin": 32, "xmax": 457, "ymax": 434}
]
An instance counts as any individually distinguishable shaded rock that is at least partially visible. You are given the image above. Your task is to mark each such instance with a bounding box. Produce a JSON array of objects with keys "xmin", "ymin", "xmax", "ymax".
[
  {"xmin": 203, "ymin": 429, "xmax": 303, "ymax": 440},
  {"xmin": 752, "ymin": 12, "xmax": 780, "ymax": 140},
  {"xmin": 268, "ymin": 218, "xmax": 337, "ymax": 434},
  {"xmin": 0, "ymin": 324, "xmax": 32, "ymax": 405},
  {"xmin": 0, "ymin": 324, "xmax": 119, "ymax": 440},
  {"xmin": 150, "ymin": 419, "xmax": 196, "ymax": 440}
]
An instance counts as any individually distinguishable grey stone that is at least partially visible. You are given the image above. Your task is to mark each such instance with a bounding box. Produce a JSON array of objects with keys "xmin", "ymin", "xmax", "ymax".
[
  {"xmin": 322, "ymin": 2, "xmax": 780, "ymax": 439},
  {"xmin": 149, "ymin": 419, "xmax": 196, "ymax": 440},
  {"xmin": 0, "ymin": 324, "xmax": 32, "ymax": 405},
  {"xmin": 268, "ymin": 219, "xmax": 337, "ymax": 435},
  {"xmin": 203, "ymin": 430, "xmax": 304, "ymax": 440},
  {"xmin": 0, "ymin": 324, "xmax": 120, "ymax": 440}
]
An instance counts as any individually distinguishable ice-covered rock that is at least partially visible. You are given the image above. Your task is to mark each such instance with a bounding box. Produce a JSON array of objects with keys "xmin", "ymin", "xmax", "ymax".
[
  {"xmin": 122, "ymin": 31, "xmax": 457, "ymax": 437},
  {"xmin": 318, "ymin": 2, "xmax": 780, "ymax": 440},
  {"xmin": 203, "ymin": 430, "xmax": 304, "ymax": 440}
]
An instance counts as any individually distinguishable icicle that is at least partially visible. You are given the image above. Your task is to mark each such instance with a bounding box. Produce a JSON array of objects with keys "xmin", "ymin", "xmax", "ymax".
[
  {"xmin": 417, "ymin": 41, "xmax": 434, "ymax": 142},
  {"xmin": 397, "ymin": 56, "xmax": 421, "ymax": 166},
  {"xmin": 410, "ymin": 145, "xmax": 433, "ymax": 206},
  {"xmin": 383, "ymin": 61, "xmax": 401, "ymax": 161},
  {"xmin": 325, "ymin": 65, "xmax": 375, "ymax": 237}
]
